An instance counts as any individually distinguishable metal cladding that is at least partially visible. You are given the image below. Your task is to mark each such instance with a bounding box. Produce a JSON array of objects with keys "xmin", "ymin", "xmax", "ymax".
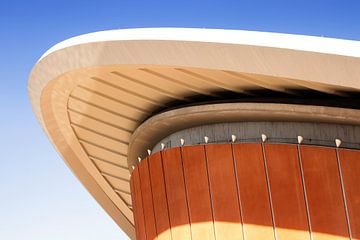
[{"xmin": 132, "ymin": 143, "xmax": 360, "ymax": 240}]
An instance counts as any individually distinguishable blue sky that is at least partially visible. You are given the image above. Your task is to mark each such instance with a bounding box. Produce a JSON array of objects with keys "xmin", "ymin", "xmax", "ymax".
[{"xmin": 1, "ymin": 0, "xmax": 359, "ymax": 239}]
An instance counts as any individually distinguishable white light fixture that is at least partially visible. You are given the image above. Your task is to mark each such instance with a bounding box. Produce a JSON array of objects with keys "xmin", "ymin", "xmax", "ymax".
[
  {"xmin": 335, "ymin": 138, "xmax": 342, "ymax": 148},
  {"xmin": 231, "ymin": 134, "xmax": 237, "ymax": 143},
  {"xmin": 204, "ymin": 136, "xmax": 209, "ymax": 144},
  {"xmin": 147, "ymin": 149, "xmax": 152, "ymax": 155},
  {"xmin": 180, "ymin": 138, "xmax": 185, "ymax": 146},
  {"xmin": 297, "ymin": 135, "xmax": 303, "ymax": 144},
  {"xmin": 261, "ymin": 134, "xmax": 267, "ymax": 142},
  {"xmin": 161, "ymin": 143, "xmax": 165, "ymax": 150}
]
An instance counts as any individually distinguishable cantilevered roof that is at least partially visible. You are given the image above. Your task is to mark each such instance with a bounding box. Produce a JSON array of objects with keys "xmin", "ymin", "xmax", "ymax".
[{"xmin": 28, "ymin": 28, "xmax": 360, "ymax": 238}]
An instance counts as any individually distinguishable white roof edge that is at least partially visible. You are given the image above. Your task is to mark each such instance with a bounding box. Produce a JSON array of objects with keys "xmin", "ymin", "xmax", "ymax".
[{"xmin": 40, "ymin": 28, "xmax": 360, "ymax": 61}]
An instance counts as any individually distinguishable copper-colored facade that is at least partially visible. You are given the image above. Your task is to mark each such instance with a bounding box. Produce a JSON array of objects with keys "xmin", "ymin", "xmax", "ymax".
[{"xmin": 131, "ymin": 143, "xmax": 360, "ymax": 240}]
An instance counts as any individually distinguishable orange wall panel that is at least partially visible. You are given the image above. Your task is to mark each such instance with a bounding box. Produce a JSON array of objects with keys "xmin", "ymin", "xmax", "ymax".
[
  {"xmin": 182, "ymin": 145, "xmax": 215, "ymax": 240},
  {"xmin": 138, "ymin": 158, "xmax": 157, "ymax": 240},
  {"xmin": 264, "ymin": 144, "xmax": 310, "ymax": 240},
  {"xmin": 131, "ymin": 168, "xmax": 147, "ymax": 240},
  {"xmin": 300, "ymin": 146, "xmax": 349, "ymax": 240},
  {"xmin": 162, "ymin": 147, "xmax": 191, "ymax": 240},
  {"xmin": 339, "ymin": 149, "xmax": 360, "ymax": 240},
  {"xmin": 233, "ymin": 143, "xmax": 275, "ymax": 240},
  {"xmin": 206, "ymin": 144, "xmax": 243, "ymax": 240},
  {"xmin": 130, "ymin": 143, "xmax": 359, "ymax": 240},
  {"xmin": 130, "ymin": 179, "xmax": 137, "ymax": 239},
  {"xmin": 148, "ymin": 152, "xmax": 171, "ymax": 240}
]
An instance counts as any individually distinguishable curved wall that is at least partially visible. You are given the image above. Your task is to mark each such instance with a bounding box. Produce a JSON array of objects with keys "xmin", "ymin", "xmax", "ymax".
[{"xmin": 131, "ymin": 143, "xmax": 360, "ymax": 240}]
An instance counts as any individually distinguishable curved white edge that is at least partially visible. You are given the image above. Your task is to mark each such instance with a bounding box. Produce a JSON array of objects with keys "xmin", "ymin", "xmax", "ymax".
[{"xmin": 40, "ymin": 28, "xmax": 360, "ymax": 61}]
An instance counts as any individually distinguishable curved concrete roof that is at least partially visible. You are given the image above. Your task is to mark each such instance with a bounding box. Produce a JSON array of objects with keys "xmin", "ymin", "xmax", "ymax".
[
  {"xmin": 41, "ymin": 28, "xmax": 360, "ymax": 59},
  {"xmin": 28, "ymin": 28, "xmax": 360, "ymax": 239}
]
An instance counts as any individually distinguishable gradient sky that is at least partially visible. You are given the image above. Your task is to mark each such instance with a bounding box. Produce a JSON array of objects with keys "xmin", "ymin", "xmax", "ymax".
[{"xmin": 1, "ymin": 0, "xmax": 359, "ymax": 239}]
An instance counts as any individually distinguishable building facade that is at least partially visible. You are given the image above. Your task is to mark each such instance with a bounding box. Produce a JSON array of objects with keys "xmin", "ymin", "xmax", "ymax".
[{"xmin": 29, "ymin": 28, "xmax": 360, "ymax": 240}]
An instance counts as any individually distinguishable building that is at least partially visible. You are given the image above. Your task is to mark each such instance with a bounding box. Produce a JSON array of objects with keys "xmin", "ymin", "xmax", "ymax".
[{"xmin": 29, "ymin": 28, "xmax": 360, "ymax": 240}]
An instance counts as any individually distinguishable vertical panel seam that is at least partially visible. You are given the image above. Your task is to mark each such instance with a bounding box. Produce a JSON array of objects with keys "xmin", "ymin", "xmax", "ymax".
[
  {"xmin": 147, "ymin": 158, "xmax": 159, "ymax": 240},
  {"xmin": 261, "ymin": 143, "xmax": 278, "ymax": 240},
  {"xmin": 160, "ymin": 151, "xmax": 174, "ymax": 240},
  {"xmin": 297, "ymin": 144, "xmax": 313, "ymax": 240},
  {"xmin": 231, "ymin": 143, "xmax": 246, "ymax": 240},
  {"xmin": 137, "ymin": 167, "xmax": 148, "ymax": 240},
  {"xmin": 180, "ymin": 147, "xmax": 194, "ymax": 240},
  {"xmin": 204, "ymin": 145, "xmax": 218, "ymax": 240},
  {"xmin": 336, "ymin": 148, "xmax": 353, "ymax": 239}
]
